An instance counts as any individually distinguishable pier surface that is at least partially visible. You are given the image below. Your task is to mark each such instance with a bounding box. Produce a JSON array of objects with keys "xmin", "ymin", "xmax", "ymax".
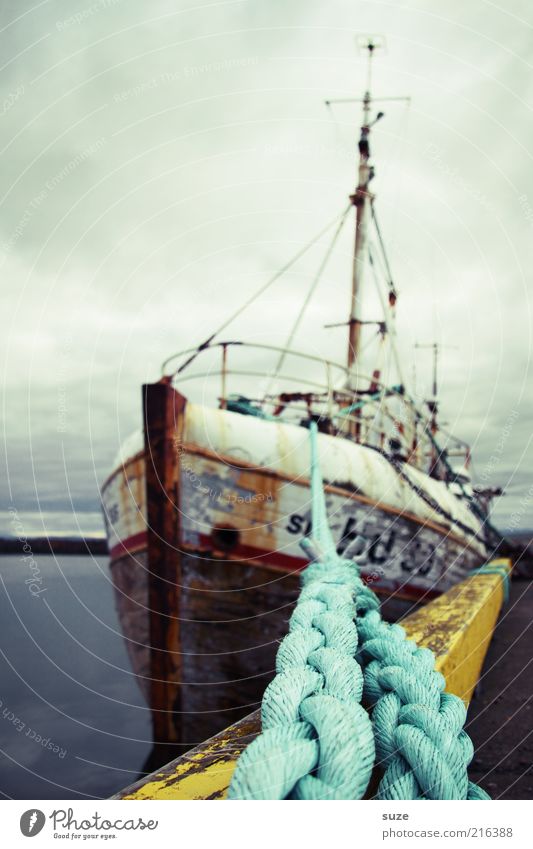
[{"xmin": 467, "ymin": 578, "xmax": 533, "ymax": 800}]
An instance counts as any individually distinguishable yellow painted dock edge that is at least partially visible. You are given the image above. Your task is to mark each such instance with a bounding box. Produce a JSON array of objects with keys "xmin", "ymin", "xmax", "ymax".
[
  {"xmin": 398, "ymin": 558, "xmax": 511, "ymax": 706},
  {"xmin": 116, "ymin": 558, "xmax": 512, "ymax": 801}
]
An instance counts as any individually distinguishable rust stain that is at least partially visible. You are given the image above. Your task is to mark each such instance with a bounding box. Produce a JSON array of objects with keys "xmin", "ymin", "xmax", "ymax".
[{"xmin": 179, "ymin": 440, "xmax": 484, "ymax": 556}]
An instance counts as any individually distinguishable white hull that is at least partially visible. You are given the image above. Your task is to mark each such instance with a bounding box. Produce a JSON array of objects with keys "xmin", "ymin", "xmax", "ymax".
[{"xmin": 103, "ymin": 402, "xmax": 491, "ymax": 598}]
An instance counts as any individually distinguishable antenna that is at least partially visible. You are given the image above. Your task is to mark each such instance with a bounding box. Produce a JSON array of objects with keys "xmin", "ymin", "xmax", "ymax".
[
  {"xmin": 414, "ymin": 342, "xmax": 459, "ymax": 399},
  {"xmin": 414, "ymin": 341, "xmax": 459, "ymax": 432}
]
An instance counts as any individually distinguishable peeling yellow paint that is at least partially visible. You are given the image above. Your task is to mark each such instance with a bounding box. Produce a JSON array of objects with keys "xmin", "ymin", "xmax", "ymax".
[
  {"xmin": 402, "ymin": 558, "xmax": 511, "ymax": 704},
  {"xmin": 121, "ymin": 733, "xmax": 249, "ymax": 800},
  {"xmin": 123, "ymin": 760, "xmax": 237, "ymax": 801}
]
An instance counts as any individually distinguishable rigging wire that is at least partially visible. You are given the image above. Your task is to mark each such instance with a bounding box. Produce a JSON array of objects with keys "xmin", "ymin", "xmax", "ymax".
[
  {"xmin": 266, "ymin": 202, "xmax": 352, "ymax": 394},
  {"xmin": 381, "ymin": 98, "xmax": 411, "ymax": 248},
  {"xmin": 325, "ymin": 99, "xmax": 344, "ymax": 148},
  {"xmin": 371, "ymin": 225, "xmax": 393, "ymax": 299},
  {"xmin": 368, "ymin": 244, "xmax": 405, "ymax": 389},
  {"xmin": 370, "ymin": 201, "xmax": 397, "ymax": 302},
  {"xmin": 174, "ymin": 205, "xmax": 354, "ymax": 375}
]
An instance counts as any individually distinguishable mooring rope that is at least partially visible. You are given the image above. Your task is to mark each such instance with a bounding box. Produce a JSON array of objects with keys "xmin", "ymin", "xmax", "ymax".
[
  {"xmin": 228, "ymin": 422, "xmax": 491, "ymax": 800},
  {"xmin": 228, "ymin": 419, "xmax": 377, "ymax": 800},
  {"xmin": 357, "ymin": 609, "xmax": 489, "ymax": 799}
]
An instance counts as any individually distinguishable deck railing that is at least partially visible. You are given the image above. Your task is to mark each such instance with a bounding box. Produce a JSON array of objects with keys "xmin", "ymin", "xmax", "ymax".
[{"xmin": 161, "ymin": 340, "xmax": 471, "ymax": 481}]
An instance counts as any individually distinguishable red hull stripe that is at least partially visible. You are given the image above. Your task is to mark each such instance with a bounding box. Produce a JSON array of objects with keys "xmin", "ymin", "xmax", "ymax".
[
  {"xmin": 109, "ymin": 530, "xmax": 441, "ymax": 602},
  {"xmin": 109, "ymin": 531, "xmax": 147, "ymax": 561},
  {"xmin": 197, "ymin": 532, "xmax": 308, "ymax": 571},
  {"xmin": 195, "ymin": 534, "xmax": 440, "ymax": 601}
]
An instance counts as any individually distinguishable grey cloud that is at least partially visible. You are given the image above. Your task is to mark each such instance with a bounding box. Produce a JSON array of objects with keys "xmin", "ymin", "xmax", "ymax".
[{"xmin": 1, "ymin": 0, "xmax": 532, "ymax": 534}]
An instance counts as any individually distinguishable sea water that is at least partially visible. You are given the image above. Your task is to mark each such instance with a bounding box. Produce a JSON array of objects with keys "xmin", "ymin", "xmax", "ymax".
[{"xmin": 0, "ymin": 555, "xmax": 151, "ymax": 799}]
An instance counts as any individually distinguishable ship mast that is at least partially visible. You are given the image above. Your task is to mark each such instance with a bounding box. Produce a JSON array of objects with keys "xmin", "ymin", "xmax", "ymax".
[
  {"xmin": 347, "ymin": 41, "xmax": 379, "ymax": 375},
  {"xmin": 326, "ymin": 39, "xmax": 409, "ymax": 384}
]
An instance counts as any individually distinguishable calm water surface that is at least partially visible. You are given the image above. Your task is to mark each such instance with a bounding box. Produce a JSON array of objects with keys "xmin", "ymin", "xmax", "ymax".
[{"xmin": 0, "ymin": 555, "xmax": 152, "ymax": 799}]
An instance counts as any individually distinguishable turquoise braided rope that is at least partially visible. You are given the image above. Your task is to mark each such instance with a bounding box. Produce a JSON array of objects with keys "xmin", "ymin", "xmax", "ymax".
[
  {"xmin": 227, "ymin": 557, "xmax": 378, "ymax": 799},
  {"xmin": 356, "ymin": 609, "xmax": 489, "ymax": 799},
  {"xmin": 228, "ymin": 422, "xmax": 490, "ymax": 800}
]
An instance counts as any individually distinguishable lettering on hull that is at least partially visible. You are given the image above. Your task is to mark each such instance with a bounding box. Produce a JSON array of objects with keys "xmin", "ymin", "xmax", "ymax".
[{"xmin": 102, "ymin": 451, "xmax": 483, "ymax": 596}]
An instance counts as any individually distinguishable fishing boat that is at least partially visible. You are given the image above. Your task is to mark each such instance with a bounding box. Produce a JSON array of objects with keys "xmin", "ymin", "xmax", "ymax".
[{"xmin": 101, "ymin": 43, "xmax": 502, "ymax": 750}]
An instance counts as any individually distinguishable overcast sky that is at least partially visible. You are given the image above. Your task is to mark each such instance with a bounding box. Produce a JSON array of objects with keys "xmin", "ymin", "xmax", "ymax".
[{"xmin": 1, "ymin": 0, "xmax": 532, "ymax": 536}]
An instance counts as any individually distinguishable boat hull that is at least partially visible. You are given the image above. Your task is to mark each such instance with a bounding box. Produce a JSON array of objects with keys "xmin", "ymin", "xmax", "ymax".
[{"xmin": 101, "ymin": 380, "xmax": 493, "ymax": 748}]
